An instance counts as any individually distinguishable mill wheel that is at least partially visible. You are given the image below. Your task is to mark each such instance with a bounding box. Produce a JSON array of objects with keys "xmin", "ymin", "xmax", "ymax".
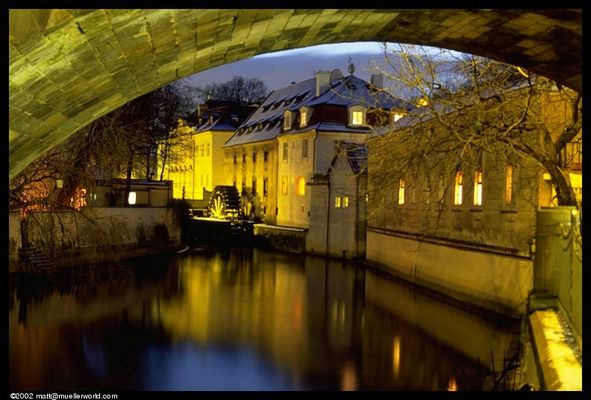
[{"xmin": 208, "ymin": 186, "xmax": 242, "ymax": 219}]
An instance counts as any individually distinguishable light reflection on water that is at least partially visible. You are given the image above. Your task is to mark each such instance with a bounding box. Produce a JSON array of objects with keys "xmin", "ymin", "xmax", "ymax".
[{"xmin": 9, "ymin": 248, "xmax": 519, "ymax": 391}]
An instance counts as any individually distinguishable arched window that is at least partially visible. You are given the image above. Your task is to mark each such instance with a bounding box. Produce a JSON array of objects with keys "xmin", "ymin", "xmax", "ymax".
[
  {"xmin": 473, "ymin": 171, "xmax": 483, "ymax": 206},
  {"xmin": 398, "ymin": 179, "xmax": 405, "ymax": 205},
  {"xmin": 299, "ymin": 107, "xmax": 311, "ymax": 128},
  {"xmin": 283, "ymin": 110, "xmax": 293, "ymax": 130},
  {"xmin": 454, "ymin": 171, "xmax": 463, "ymax": 206}
]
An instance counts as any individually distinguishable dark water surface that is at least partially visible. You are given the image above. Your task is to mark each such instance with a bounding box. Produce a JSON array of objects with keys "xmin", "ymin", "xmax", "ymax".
[{"xmin": 9, "ymin": 248, "xmax": 520, "ymax": 391}]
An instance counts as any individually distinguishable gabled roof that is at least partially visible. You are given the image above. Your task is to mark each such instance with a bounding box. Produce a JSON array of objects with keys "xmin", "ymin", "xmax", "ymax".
[
  {"xmin": 341, "ymin": 142, "xmax": 368, "ymax": 174},
  {"xmin": 224, "ymin": 71, "xmax": 404, "ymax": 147},
  {"xmin": 330, "ymin": 142, "xmax": 368, "ymax": 175}
]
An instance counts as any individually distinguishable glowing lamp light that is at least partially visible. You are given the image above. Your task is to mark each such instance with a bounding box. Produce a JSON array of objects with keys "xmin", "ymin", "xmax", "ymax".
[
  {"xmin": 416, "ymin": 98, "xmax": 428, "ymax": 107},
  {"xmin": 128, "ymin": 192, "xmax": 137, "ymax": 205},
  {"xmin": 56, "ymin": 179, "xmax": 63, "ymax": 188}
]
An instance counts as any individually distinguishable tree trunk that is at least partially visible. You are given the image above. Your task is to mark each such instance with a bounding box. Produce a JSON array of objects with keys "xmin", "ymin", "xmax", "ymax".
[
  {"xmin": 145, "ymin": 149, "xmax": 151, "ymax": 181},
  {"xmin": 159, "ymin": 142, "xmax": 169, "ymax": 182},
  {"xmin": 545, "ymin": 162, "xmax": 578, "ymax": 206}
]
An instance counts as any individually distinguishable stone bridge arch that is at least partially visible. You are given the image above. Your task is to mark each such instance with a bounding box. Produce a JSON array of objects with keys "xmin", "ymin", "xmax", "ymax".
[{"xmin": 9, "ymin": 9, "xmax": 581, "ymax": 180}]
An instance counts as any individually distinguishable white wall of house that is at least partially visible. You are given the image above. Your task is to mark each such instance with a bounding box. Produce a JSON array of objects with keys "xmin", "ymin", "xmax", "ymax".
[
  {"xmin": 277, "ymin": 130, "xmax": 367, "ymax": 228},
  {"xmin": 306, "ymin": 151, "xmax": 367, "ymax": 258},
  {"xmin": 276, "ymin": 131, "xmax": 315, "ymax": 227},
  {"xmin": 326, "ymin": 155, "xmax": 363, "ymax": 257}
]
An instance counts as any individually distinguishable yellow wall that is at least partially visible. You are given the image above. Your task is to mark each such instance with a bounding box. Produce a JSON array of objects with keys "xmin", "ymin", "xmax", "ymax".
[{"xmin": 166, "ymin": 125, "xmax": 233, "ymax": 202}]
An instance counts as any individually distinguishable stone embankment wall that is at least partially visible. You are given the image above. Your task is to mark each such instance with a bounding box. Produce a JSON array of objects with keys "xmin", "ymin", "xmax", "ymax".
[{"xmin": 9, "ymin": 207, "xmax": 181, "ymax": 273}]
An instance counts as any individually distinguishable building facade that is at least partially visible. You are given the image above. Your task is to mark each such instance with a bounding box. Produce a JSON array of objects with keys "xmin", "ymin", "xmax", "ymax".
[
  {"xmin": 365, "ymin": 85, "xmax": 582, "ymax": 316},
  {"xmin": 165, "ymin": 100, "xmax": 255, "ymax": 205},
  {"xmin": 224, "ymin": 69, "xmax": 401, "ymax": 256}
]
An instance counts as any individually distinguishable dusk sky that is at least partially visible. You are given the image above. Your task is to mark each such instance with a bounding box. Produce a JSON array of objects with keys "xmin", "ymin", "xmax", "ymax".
[
  {"xmin": 182, "ymin": 42, "xmax": 387, "ymax": 92},
  {"xmin": 181, "ymin": 42, "xmax": 466, "ymax": 100}
]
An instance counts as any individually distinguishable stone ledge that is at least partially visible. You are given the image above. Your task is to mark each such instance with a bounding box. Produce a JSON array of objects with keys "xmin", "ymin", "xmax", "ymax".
[{"xmin": 529, "ymin": 309, "xmax": 582, "ymax": 391}]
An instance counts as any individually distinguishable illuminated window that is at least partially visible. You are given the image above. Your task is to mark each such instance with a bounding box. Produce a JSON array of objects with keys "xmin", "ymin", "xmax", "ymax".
[
  {"xmin": 473, "ymin": 171, "xmax": 483, "ymax": 206},
  {"xmin": 505, "ymin": 165, "xmax": 513, "ymax": 204},
  {"xmin": 283, "ymin": 143, "xmax": 288, "ymax": 161},
  {"xmin": 398, "ymin": 179, "xmax": 405, "ymax": 205},
  {"xmin": 343, "ymin": 196, "xmax": 349, "ymax": 208},
  {"xmin": 284, "ymin": 111, "xmax": 292, "ymax": 130},
  {"xmin": 335, "ymin": 195, "xmax": 342, "ymax": 208},
  {"xmin": 300, "ymin": 108, "xmax": 308, "ymax": 127},
  {"xmin": 281, "ymin": 176, "xmax": 288, "ymax": 195},
  {"xmin": 302, "ymin": 139, "xmax": 309, "ymax": 159},
  {"xmin": 349, "ymin": 105, "xmax": 366, "ymax": 126},
  {"xmin": 454, "ymin": 171, "xmax": 463, "ymax": 206},
  {"xmin": 352, "ymin": 111, "xmax": 364, "ymax": 125},
  {"xmin": 393, "ymin": 112, "xmax": 404, "ymax": 122},
  {"xmin": 128, "ymin": 191, "xmax": 136, "ymax": 205},
  {"xmin": 297, "ymin": 177, "xmax": 306, "ymax": 196},
  {"xmin": 263, "ymin": 178, "xmax": 269, "ymax": 196}
]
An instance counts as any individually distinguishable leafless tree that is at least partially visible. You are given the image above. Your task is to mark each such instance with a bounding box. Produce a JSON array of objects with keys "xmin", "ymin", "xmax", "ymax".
[
  {"xmin": 368, "ymin": 44, "xmax": 581, "ymax": 208},
  {"xmin": 193, "ymin": 76, "xmax": 268, "ymax": 105},
  {"xmin": 9, "ymin": 82, "xmax": 193, "ymax": 210}
]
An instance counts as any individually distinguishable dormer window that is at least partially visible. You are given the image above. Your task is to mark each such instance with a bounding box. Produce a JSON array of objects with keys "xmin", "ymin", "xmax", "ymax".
[
  {"xmin": 392, "ymin": 112, "xmax": 405, "ymax": 123},
  {"xmin": 299, "ymin": 107, "xmax": 310, "ymax": 128},
  {"xmin": 349, "ymin": 105, "xmax": 366, "ymax": 126},
  {"xmin": 284, "ymin": 110, "xmax": 293, "ymax": 131}
]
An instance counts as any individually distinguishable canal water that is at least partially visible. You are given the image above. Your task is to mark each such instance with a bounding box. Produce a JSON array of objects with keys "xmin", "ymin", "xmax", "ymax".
[{"xmin": 9, "ymin": 248, "xmax": 521, "ymax": 391}]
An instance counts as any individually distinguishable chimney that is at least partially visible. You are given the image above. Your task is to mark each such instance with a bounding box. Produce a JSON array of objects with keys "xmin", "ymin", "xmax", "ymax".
[
  {"xmin": 316, "ymin": 70, "xmax": 331, "ymax": 97},
  {"xmin": 370, "ymin": 74, "xmax": 383, "ymax": 89}
]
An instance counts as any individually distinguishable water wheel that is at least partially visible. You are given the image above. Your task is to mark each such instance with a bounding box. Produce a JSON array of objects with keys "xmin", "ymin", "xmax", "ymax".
[{"xmin": 208, "ymin": 186, "xmax": 242, "ymax": 219}]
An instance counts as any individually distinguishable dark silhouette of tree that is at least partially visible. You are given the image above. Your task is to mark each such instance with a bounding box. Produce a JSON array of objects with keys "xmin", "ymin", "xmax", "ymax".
[
  {"xmin": 9, "ymin": 81, "xmax": 193, "ymax": 210},
  {"xmin": 193, "ymin": 76, "xmax": 268, "ymax": 105}
]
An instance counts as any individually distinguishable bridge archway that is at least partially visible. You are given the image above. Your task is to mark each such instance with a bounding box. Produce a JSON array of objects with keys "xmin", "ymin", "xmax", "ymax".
[{"xmin": 9, "ymin": 9, "xmax": 581, "ymax": 179}]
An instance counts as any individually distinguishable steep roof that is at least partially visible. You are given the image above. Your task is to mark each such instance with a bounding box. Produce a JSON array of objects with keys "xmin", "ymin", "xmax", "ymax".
[
  {"xmin": 339, "ymin": 142, "xmax": 368, "ymax": 174},
  {"xmin": 187, "ymin": 101, "xmax": 256, "ymax": 133},
  {"xmin": 224, "ymin": 71, "xmax": 403, "ymax": 147}
]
